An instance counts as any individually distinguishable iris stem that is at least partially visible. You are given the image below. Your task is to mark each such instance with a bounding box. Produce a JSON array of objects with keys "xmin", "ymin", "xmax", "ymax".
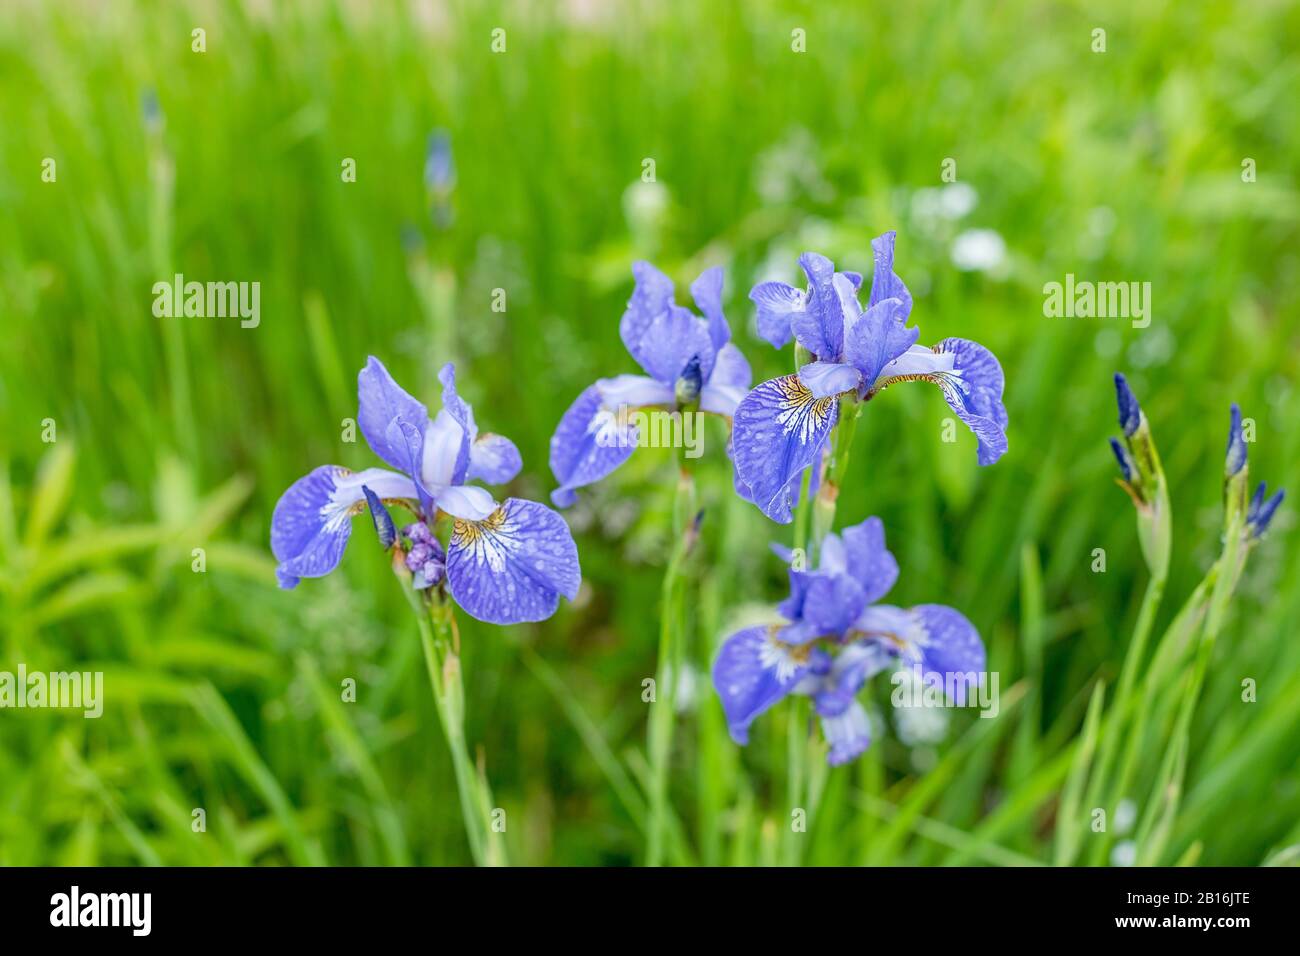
[
  {"xmin": 1080, "ymin": 567, "xmax": 1165, "ymax": 865},
  {"xmin": 400, "ymin": 575, "xmax": 506, "ymax": 866},
  {"xmin": 646, "ymin": 469, "xmax": 695, "ymax": 866}
]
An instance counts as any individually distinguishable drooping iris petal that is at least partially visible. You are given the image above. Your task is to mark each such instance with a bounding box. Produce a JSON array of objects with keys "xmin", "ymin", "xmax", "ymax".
[
  {"xmin": 690, "ymin": 265, "xmax": 730, "ymax": 352},
  {"xmin": 700, "ymin": 343, "xmax": 752, "ymax": 417},
  {"xmin": 357, "ymin": 356, "xmax": 429, "ymax": 475},
  {"xmin": 549, "ymin": 384, "xmax": 638, "ymax": 507},
  {"xmin": 435, "ymin": 484, "xmax": 498, "ymax": 521},
  {"xmin": 791, "ymin": 252, "xmax": 844, "ymax": 360},
  {"xmin": 749, "ymin": 280, "xmax": 803, "ymax": 348},
  {"xmin": 857, "ymin": 603, "xmax": 985, "ymax": 706},
  {"xmin": 446, "ymin": 498, "xmax": 581, "ymax": 625},
  {"xmin": 868, "ymin": 230, "xmax": 913, "ymax": 315},
  {"xmin": 932, "ymin": 337, "xmax": 1008, "ymax": 466},
  {"xmin": 844, "ymin": 296, "xmax": 918, "ymax": 391},
  {"xmin": 839, "ymin": 516, "xmax": 899, "ymax": 604},
  {"xmin": 908, "ymin": 603, "xmax": 986, "ymax": 705},
  {"xmin": 732, "ymin": 374, "xmax": 838, "ymax": 523},
  {"xmin": 466, "ymin": 433, "xmax": 522, "ymax": 485},
  {"xmin": 271, "ymin": 465, "xmax": 417, "ymax": 589},
  {"xmin": 818, "ymin": 698, "xmax": 872, "ymax": 766},
  {"xmin": 712, "ymin": 626, "xmax": 808, "ymax": 745},
  {"xmin": 797, "ymin": 360, "xmax": 861, "ymax": 399}
]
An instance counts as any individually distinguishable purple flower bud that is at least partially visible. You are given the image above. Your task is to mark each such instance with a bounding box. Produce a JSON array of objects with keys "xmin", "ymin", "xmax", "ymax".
[{"xmin": 1226, "ymin": 403, "xmax": 1247, "ymax": 477}]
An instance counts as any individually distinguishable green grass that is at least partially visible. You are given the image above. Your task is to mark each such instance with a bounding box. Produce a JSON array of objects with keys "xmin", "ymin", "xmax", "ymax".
[{"xmin": 1, "ymin": 0, "xmax": 1298, "ymax": 866}]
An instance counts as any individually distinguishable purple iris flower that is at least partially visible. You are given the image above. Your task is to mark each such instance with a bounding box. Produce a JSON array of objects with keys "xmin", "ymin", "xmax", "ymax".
[
  {"xmin": 735, "ymin": 231, "xmax": 1008, "ymax": 522},
  {"xmin": 712, "ymin": 516, "xmax": 985, "ymax": 765},
  {"xmin": 271, "ymin": 357, "xmax": 580, "ymax": 625},
  {"xmin": 548, "ymin": 263, "xmax": 752, "ymax": 506}
]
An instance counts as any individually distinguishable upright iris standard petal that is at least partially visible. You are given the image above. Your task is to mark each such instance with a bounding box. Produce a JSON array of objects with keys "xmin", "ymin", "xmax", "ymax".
[
  {"xmin": 750, "ymin": 280, "xmax": 804, "ymax": 348},
  {"xmin": 436, "ymin": 363, "xmax": 476, "ymax": 485},
  {"xmin": 619, "ymin": 260, "xmax": 677, "ymax": 372},
  {"xmin": 467, "ymin": 434, "xmax": 522, "ymax": 485},
  {"xmin": 619, "ymin": 264, "xmax": 715, "ymax": 383},
  {"xmin": 712, "ymin": 626, "xmax": 807, "ymax": 745},
  {"xmin": 839, "ymin": 516, "xmax": 899, "ymax": 604},
  {"xmin": 791, "ymin": 252, "xmax": 844, "ymax": 360},
  {"xmin": 868, "ymin": 230, "xmax": 913, "ymax": 315},
  {"xmin": 548, "ymin": 384, "xmax": 638, "ymax": 507},
  {"xmin": 700, "ymin": 343, "xmax": 752, "ymax": 417},
  {"xmin": 690, "ymin": 266, "xmax": 731, "ymax": 352},
  {"xmin": 271, "ymin": 465, "xmax": 417, "ymax": 589},
  {"xmin": 732, "ymin": 374, "xmax": 839, "ymax": 524},
  {"xmin": 357, "ymin": 356, "xmax": 429, "ymax": 475},
  {"xmin": 445, "ymin": 498, "xmax": 581, "ymax": 625}
]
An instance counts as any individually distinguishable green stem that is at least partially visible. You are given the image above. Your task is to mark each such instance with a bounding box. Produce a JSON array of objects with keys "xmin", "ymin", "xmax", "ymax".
[
  {"xmin": 646, "ymin": 470, "xmax": 694, "ymax": 866},
  {"xmin": 1081, "ymin": 569, "xmax": 1165, "ymax": 864},
  {"xmin": 401, "ymin": 578, "xmax": 506, "ymax": 866}
]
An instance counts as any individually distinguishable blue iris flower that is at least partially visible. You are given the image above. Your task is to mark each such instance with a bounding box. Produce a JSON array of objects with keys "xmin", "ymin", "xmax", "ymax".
[
  {"xmin": 712, "ymin": 517, "xmax": 986, "ymax": 765},
  {"xmin": 736, "ymin": 231, "xmax": 1008, "ymax": 522},
  {"xmin": 271, "ymin": 357, "xmax": 580, "ymax": 625},
  {"xmin": 548, "ymin": 263, "xmax": 752, "ymax": 506}
]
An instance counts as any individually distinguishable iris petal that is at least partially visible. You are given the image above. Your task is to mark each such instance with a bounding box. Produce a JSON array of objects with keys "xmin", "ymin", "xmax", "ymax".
[
  {"xmin": 732, "ymin": 374, "xmax": 838, "ymax": 523},
  {"xmin": 910, "ymin": 603, "xmax": 986, "ymax": 705},
  {"xmin": 819, "ymin": 699, "xmax": 872, "ymax": 765},
  {"xmin": 435, "ymin": 484, "xmax": 498, "ymax": 521},
  {"xmin": 839, "ymin": 516, "xmax": 899, "ymax": 604},
  {"xmin": 798, "ymin": 360, "xmax": 862, "ymax": 399},
  {"xmin": 700, "ymin": 343, "xmax": 752, "ymax": 417},
  {"xmin": 712, "ymin": 625, "xmax": 807, "ymax": 745},
  {"xmin": 844, "ymin": 296, "xmax": 919, "ymax": 391},
  {"xmin": 619, "ymin": 260, "xmax": 677, "ymax": 373},
  {"xmin": 749, "ymin": 280, "xmax": 803, "ymax": 348},
  {"xmin": 690, "ymin": 265, "xmax": 731, "ymax": 352},
  {"xmin": 549, "ymin": 384, "xmax": 638, "ymax": 507},
  {"xmin": 446, "ymin": 498, "xmax": 581, "ymax": 625},
  {"xmin": 792, "ymin": 252, "xmax": 844, "ymax": 359},
  {"xmin": 467, "ymin": 433, "xmax": 522, "ymax": 485},
  {"xmin": 868, "ymin": 230, "xmax": 913, "ymax": 315},
  {"xmin": 357, "ymin": 356, "xmax": 429, "ymax": 475},
  {"xmin": 271, "ymin": 465, "xmax": 417, "ymax": 589},
  {"xmin": 876, "ymin": 339, "xmax": 1008, "ymax": 466}
]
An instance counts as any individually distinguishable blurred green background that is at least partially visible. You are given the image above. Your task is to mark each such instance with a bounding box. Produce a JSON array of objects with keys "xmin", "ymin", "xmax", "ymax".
[{"xmin": 1, "ymin": 0, "xmax": 1297, "ymax": 866}]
